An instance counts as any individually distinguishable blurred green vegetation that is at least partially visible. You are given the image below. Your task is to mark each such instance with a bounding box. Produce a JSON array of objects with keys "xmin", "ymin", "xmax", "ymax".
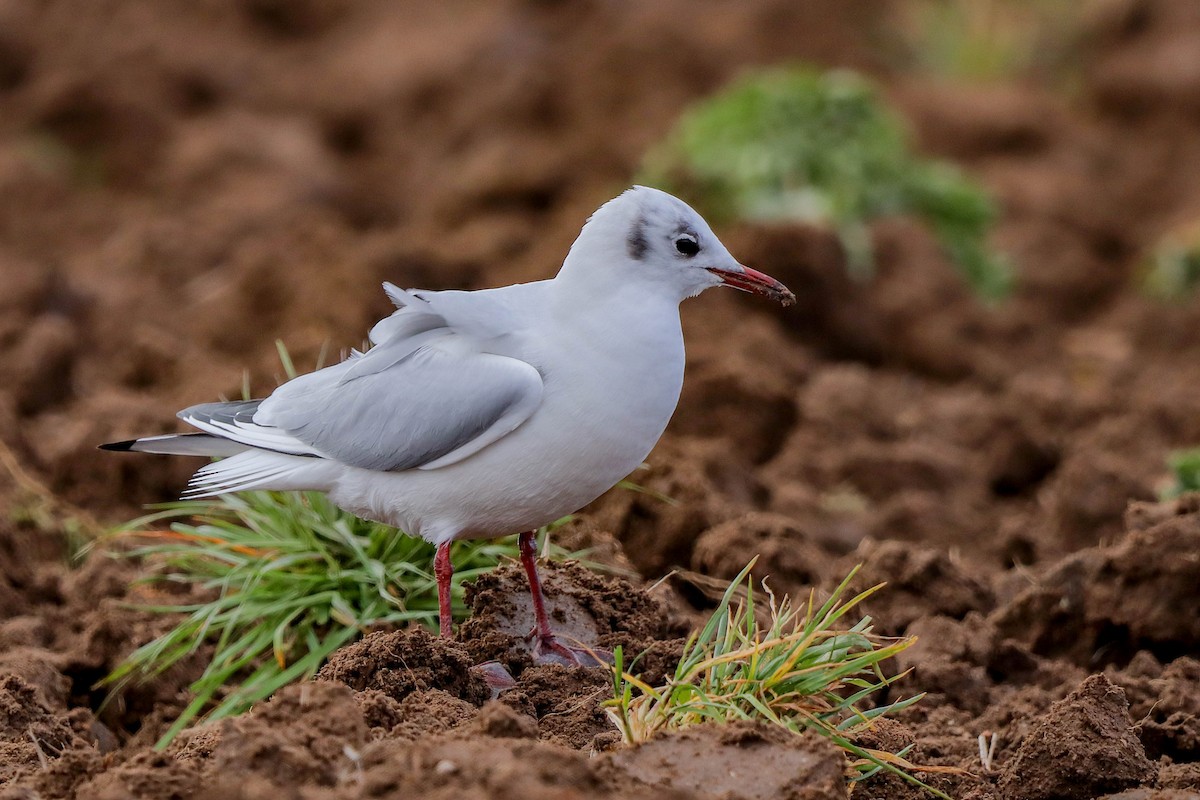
[
  {"xmin": 1141, "ymin": 220, "xmax": 1200, "ymax": 301},
  {"xmin": 1163, "ymin": 448, "xmax": 1200, "ymax": 500},
  {"xmin": 642, "ymin": 67, "xmax": 1012, "ymax": 300},
  {"xmin": 893, "ymin": 0, "xmax": 1084, "ymax": 85}
]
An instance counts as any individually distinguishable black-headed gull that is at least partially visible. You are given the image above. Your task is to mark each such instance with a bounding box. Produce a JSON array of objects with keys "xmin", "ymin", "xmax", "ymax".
[{"xmin": 102, "ymin": 186, "xmax": 794, "ymax": 666}]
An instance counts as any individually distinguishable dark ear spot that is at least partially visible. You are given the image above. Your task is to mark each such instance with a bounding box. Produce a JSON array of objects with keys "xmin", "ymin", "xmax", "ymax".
[{"xmin": 626, "ymin": 215, "xmax": 649, "ymax": 260}]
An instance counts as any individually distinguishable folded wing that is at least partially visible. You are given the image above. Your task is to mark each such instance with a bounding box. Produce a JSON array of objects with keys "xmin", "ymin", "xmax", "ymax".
[{"xmin": 181, "ymin": 284, "xmax": 545, "ymax": 473}]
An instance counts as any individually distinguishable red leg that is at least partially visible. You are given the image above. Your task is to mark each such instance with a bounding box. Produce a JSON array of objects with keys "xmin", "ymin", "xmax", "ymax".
[
  {"xmin": 517, "ymin": 530, "xmax": 610, "ymax": 667},
  {"xmin": 518, "ymin": 530, "xmax": 554, "ymax": 639},
  {"xmin": 434, "ymin": 541, "xmax": 454, "ymax": 638},
  {"xmin": 443, "ymin": 539, "xmax": 516, "ymax": 692}
]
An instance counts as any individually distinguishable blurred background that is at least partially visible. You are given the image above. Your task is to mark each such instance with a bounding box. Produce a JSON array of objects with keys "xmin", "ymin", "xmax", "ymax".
[{"xmin": 2, "ymin": 0, "xmax": 1200, "ymax": 578}]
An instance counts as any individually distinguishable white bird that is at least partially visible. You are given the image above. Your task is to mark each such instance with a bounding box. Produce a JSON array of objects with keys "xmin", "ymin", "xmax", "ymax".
[{"xmin": 102, "ymin": 186, "xmax": 794, "ymax": 667}]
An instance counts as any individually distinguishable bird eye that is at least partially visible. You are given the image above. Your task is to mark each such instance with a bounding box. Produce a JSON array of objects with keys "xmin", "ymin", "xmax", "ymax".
[{"xmin": 675, "ymin": 235, "xmax": 699, "ymax": 257}]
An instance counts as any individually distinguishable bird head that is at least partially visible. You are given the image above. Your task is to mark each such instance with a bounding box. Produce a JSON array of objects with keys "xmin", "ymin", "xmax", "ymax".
[{"xmin": 560, "ymin": 186, "xmax": 794, "ymax": 307}]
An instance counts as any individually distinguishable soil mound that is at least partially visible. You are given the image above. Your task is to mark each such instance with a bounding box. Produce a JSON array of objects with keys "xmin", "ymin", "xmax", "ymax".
[
  {"xmin": 993, "ymin": 505, "xmax": 1200, "ymax": 666},
  {"xmin": 459, "ymin": 560, "xmax": 670, "ymax": 671}
]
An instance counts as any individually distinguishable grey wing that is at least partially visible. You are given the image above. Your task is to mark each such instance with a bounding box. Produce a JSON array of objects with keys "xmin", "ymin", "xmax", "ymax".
[{"xmin": 250, "ymin": 336, "xmax": 544, "ymax": 472}]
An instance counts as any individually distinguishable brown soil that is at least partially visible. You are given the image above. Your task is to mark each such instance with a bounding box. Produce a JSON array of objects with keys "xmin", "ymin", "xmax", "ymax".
[{"xmin": 4, "ymin": 0, "xmax": 1200, "ymax": 797}]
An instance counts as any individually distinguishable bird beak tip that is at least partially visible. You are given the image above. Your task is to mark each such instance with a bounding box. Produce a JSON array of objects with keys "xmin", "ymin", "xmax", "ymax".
[{"xmin": 708, "ymin": 265, "xmax": 795, "ymax": 307}]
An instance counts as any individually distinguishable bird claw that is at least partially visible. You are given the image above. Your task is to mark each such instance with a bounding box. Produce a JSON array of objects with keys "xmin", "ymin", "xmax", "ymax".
[
  {"xmin": 530, "ymin": 631, "xmax": 613, "ymax": 668},
  {"xmin": 471, "ymin": 660, "xmax": 518, "ymax": 698}
]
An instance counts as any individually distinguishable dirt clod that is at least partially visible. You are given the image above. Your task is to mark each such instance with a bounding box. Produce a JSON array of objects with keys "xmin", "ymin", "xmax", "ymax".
[
  {"xmin": 472, "ymin": 699, "xmax": 539, "ymax": 740},
  {"xmin": 998, "ymin": 674, "xmax": 1157, "ymax": 800},
  {"xmin": 0, "ymin": 674, "xmax": 82, "ymax": 783},
  {"xmin": 317, "ymin": 627, "xmax": 491, "ymax": 706},
  {"xmin": 602, "ymin": 721, "xmax": 847, "ymax": 800}
]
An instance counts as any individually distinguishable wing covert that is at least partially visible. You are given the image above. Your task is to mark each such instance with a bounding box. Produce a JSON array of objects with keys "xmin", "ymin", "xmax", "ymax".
[{"xmin": 253, "ymin": 337, "xmax": 543, "ymax": 472}]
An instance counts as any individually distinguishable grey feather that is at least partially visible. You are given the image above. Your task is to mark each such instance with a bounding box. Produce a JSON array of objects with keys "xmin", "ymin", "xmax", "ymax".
[
  {"xmin": 114, "ymin": 433, "xmax": 249, "ymax": 457},
  {"xmin": 626, "ymin": 213, "xmax": 649, "ymax": 260},
  {"xmin": 178, "ymin": 400, "xmax": 263, "ymax": 428},
  {"xmin": 178, "ymin": 399, "xmax": 321, "ymax": 456}
]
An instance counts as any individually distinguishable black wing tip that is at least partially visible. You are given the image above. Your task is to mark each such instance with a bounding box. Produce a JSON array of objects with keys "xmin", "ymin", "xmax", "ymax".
[{"xmin": 98, "ymin": 439, "xmax": 137, "ymax": 452}]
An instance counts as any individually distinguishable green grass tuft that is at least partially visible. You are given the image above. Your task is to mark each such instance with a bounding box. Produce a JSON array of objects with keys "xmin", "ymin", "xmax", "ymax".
[
  {"xmin": 99, "ymin": 490, "xmax": 575, "ymax": 748},
  {"xmin": 604, "ymin": 560, "xmax": 953, "ymax": 798},
  {"xmin": 641, "ymin": 67, "xmax": 1011, "ymax": 300}
]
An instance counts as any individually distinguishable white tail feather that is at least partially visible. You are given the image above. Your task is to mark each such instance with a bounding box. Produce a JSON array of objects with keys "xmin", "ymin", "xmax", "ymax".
[{"xmin": 183, "ymin": 450, "xmax": 313, "ymax": 497}]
